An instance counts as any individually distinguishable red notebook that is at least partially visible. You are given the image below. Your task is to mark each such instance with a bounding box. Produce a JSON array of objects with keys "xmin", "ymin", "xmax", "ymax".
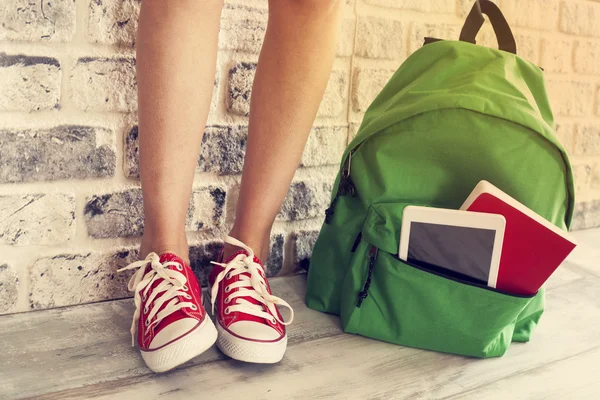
[{"xmin": 460, "ymin": 181, "xmax": 577, "ymax": 296}]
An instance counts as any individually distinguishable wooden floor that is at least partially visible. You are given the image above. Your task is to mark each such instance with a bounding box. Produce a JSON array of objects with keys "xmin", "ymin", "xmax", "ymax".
[{"xmin": 1, "ymin": 229, "xmax": 599, "ymax": 400}]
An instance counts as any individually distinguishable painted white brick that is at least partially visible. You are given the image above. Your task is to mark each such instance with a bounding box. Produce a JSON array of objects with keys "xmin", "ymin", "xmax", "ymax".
[
  {"xmin": 0, "ymin": 264, "xmax": 19, "ymax": 315},
  {"xmin": 197, "ymin": 126, "xmax": 247, "ymax": 175},
  {"xmin": 592, "ymin": 164, "xmax": 600, "ymax": 190},
  {"xmin": 29, "ymin": 250, "xmax": 137, "ymax": 309},
  {"xmin": 186, "ymin": 187, "xmax": 226, "ymax": 231},
  {"xmin": 572, "ymin": 200, "xmax": 600, "ymax": 230},
  {"xmin": 471, "ymin": 25, "xmax": 498, "ymax": 49},
  {"xmin": 575, "ymin": 124, "xmax": 600, "ymax": 156},
  {"xmin": 459, "ymin": 0, "xmax": 498, "ymax": 17},
  {"xmin": 301, "ymin": 126, "xmax": 348, "ymax": 167},
  {"xmin": 0, "ymin": 194, "xmax": 75, "ymax": 246},
  {"xmin": 0, "ymin": 0, "xmax": 599, "ymax": 317},
  {"xmin": 291, "ymin": 230, "xmax": 320, "ymax": 272},
  {"xmin": 84, "ymin": 186, "xmax": 226, "ymax": 238},
  {"xmin": 219, "ymin": 6, "xmax": 267, "ymax": 54},
  {"xmin": 502, "ymin": 0, "xmax": 559, "ymax": 31},
  {"xmin": 0, "ymin": 0, "xmax": 75, "ymax": 41},
  {"xmin": 317, "ymin": 68, "xmax": 349, "ymax": 118},
  {"xmin": 0, "ymin": 54, "xmax": 61, "ymax": 111},
  {"xmin": 227, "ymin": 62, "xmax": 256, "ymax": 116},
  {"xmin": 352, "ymin": 67, "xmax": 395, "ymax": 113},
  {"xmin": 546, "ymin": 78, "xmax": 594, "ymax": 117},
  {"xmin": 84, "ymin": 189, "xmax": 144, "ymax": 238},
  {"xmin": 597, "ymin": 87, "xmax": 600, "ymax": 117},
  {"xmin": 471, "ymin": 28, "xmax": 539, "ymax": 60},
  {"xmin": 555, "ymin": 121, "xmax": 576, "ymax": 154},
  {"xmin": 514, "ymin": 33, "xmax": 541, "ymax": 64},
  {"xmin": 88, "ymin": 0, "xmax": 141, "ymax": 45},
  {"xmin": 70, "ymin": 57, "xmax": 137, "ymax": 112},
  {"xmin": 266, "ymin": 233, "xmax": 284, "ymax": 277},
  {"xmin": 0, "ymin": 125, "xmax": 116, "ymax": 183},
  {"xmin": 277, "ymin": 180, "xmax": 333, "ymax": 221},
  {"xmin": 573, "ymin": 161, "xmax": 592, "ymax": 194},
  {"xmin": 337, "ymin": 17, "xmax": 356, "ymax": 57},
  {"xmin": 349, "ymin": 122, "xmax": 361, "ymax": 140},
  {"xmin": 410, "ymin": 23, "xmax": 462, "ymax": 53},
  {"xmin": 540, "ymin": 39, "xmax": 573, "ymax": 73},
  {"xmin": 355, "ymin": 17, "xmax": 404, "ymax": 60},
  {"xmin": 365, "ymin": 0, "xmax": 453, "ymax": 13},
  {"xmin": 574, "ymin": 40, "xmax": 600, "ymax": 75},
  {"xmin": 560, "ymin": 0, "xmax": 600, "ymax": 37},
  {"xmin": 124, "ymin": 126, "xmax": 140, "ymax": 179}
]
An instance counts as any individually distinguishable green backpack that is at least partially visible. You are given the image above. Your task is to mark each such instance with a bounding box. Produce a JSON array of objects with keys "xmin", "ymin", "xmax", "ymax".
[{"xmin": 305, "ymin": 0, "xmax": 574, "ymax": 358}]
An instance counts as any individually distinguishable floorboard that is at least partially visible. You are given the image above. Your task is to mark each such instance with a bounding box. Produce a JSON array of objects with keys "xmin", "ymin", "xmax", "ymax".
[
  {"xmin": 26, "ymin": 276, "xmax": 600, "ymax": 400},
  {"xmin": 448, "ymin": 346, "xmax": 600, "ymax": 400},
  {"xmin": 2, "ymin": 229, "xmax": 599, "ymax": 400},
  {"xmin": 0, "ymin": 276, "xmax": 341, "ymax": 399}
]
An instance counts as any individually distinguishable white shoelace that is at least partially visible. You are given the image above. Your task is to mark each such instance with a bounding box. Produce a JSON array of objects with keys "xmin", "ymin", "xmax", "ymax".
[
  {"xmin": 118, "ymin": 253, "xmax": 197, "ymax": 346},
  {"xmin": 210, "ymin": 236, "xmax": 294, "ymax": 326}
]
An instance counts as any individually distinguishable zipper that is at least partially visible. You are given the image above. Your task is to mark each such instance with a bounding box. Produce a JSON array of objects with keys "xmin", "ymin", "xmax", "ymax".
[
  {"xmin": 355, "ymin": 246, "xmax": 535, "ymax": 308},
  {"xmin": 351, "ymin": 232, "xmax": 363, "ymax": 252},
  {"xmin": 391, "ymin": 254, "xmax": 536, "ymax": 299},
  {"xmin": 325, "ymin": 151, "xmax": 356, "ymax": 224},
  {"xmin": 357, "ymin": 245, "xmax": 379, "ymax": 307}
]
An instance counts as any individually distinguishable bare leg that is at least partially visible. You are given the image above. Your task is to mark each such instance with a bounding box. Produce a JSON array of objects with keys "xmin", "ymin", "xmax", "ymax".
[
  {"xmin": 227, "ymin": 0, "xmax": 344, "ymax": 259},
  {"xmin": 137, "ymin": 0, "xmax": 223, "ymax": 262}
]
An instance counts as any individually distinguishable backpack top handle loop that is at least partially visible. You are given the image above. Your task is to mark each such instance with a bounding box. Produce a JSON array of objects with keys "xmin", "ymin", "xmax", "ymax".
[{"xmin": 459, "ymin": 0, "xmax": 517, "ymax": 55}]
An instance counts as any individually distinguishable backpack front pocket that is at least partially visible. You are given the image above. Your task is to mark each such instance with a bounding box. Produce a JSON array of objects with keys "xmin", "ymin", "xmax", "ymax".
[{"xmin": 339, "ymin": 202, "xmax": 543, "ymax": 358}]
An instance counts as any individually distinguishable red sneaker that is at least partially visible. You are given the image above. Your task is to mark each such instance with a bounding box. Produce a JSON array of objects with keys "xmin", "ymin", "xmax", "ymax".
[
  {"xmin": 209, "ymin": 236, "xmax": 294, "ymax": 363},
  {"xmin": 119, "ymin": 252, "xmax": 217, "ymax": 373}
]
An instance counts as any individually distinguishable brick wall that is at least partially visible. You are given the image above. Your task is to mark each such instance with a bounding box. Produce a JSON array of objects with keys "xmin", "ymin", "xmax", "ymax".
[{"xmin": 1, "ymin": 0, "xmax": 599, "ymax": 315}]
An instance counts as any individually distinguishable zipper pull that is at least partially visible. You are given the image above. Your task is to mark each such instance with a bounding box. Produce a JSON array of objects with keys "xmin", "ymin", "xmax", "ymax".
[
  {"xmin": 324, "ymin": 197, "xmax": 338, "ymax": 224},
  {"xmin": 357, "ymin": 246, "xmax": 378, "ymax": 308},
  {"xmin": 342, "ymin": 151, "xmax": 352, "ymax": 180},
  {"xmin": 325, "ymin": 152, "xmax": 355, "ymax": 224}
]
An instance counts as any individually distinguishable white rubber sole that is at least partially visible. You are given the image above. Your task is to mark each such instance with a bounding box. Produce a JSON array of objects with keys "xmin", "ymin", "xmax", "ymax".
[
  {"xmin": 141, "ymin": 317, "xmax": 218, "ymax": 373},
  {"xmin": 216, "ymin": 322, "xmax": 287, "ymax": 364}
]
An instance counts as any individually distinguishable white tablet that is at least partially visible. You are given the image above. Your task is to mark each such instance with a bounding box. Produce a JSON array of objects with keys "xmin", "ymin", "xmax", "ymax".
[{"xmin": 399, "ymin": 206, "xmax": 506, "ymax": 288}]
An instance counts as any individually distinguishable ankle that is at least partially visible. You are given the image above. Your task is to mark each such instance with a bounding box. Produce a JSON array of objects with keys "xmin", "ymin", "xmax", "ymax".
[
  {"xmin": 140, "ymin": 233, "xmax": 189, "ymax": 264},
  {"xmin": 223, "ymin": 229, "xmax": 271, "ymax": 262}
]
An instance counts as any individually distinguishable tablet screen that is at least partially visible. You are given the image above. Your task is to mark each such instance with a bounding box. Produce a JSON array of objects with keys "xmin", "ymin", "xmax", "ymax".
[{"xmin": 407, "ymin": 222, "xmax": 497, "ymax": 284}]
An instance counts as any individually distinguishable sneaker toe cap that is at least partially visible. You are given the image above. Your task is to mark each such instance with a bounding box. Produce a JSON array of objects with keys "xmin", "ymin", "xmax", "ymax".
[
  {"xmin": 228, "ymin": 320, "xmax": 282, "ymax": 341},
  {"xmin": 149, "ymin": 318, "xmax": 200, "ymax": 349}
]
